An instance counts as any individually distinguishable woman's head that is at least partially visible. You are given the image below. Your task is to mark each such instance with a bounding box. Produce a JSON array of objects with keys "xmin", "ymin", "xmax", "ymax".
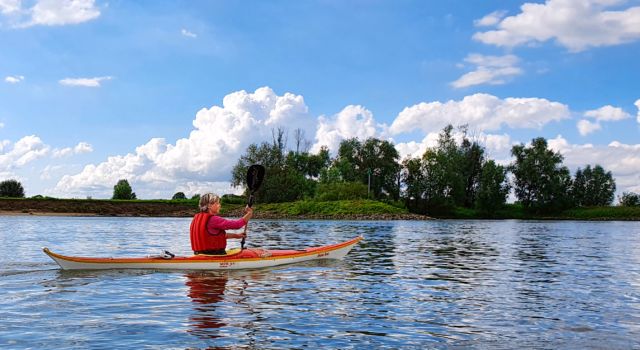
[{"xmin": 199, "ymin": 193, "xmax": 220, "ymax": 213}]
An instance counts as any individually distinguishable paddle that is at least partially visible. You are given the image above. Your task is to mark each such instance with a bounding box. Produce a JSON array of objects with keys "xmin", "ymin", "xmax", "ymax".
[{"xmin": 241, "ymin": 164, "xmax": 265, "ymax": 250}]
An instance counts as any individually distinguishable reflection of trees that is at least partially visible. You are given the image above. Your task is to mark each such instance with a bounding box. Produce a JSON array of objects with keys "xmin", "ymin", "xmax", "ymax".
[{"xmin": 185, "ymin": 272, "xmax": 229, "ymax": 338}]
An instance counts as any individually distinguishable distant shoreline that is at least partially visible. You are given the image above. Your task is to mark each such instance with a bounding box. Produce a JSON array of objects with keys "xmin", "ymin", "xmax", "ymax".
[{"xmin": 2, "ymin": 198, "xmax": 638, "ymax": 221}]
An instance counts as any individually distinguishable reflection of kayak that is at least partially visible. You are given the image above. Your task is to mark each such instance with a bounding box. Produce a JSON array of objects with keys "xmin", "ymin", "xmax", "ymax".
[{"xmin": 43, "ymin": 236, "xmax": 363, "ymax": 270}]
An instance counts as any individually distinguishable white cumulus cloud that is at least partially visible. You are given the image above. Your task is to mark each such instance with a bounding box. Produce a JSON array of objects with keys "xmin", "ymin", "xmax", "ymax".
[
  {"xmin": 473, "ymin": 0, "xmax": 640, "ymax": 52},
  {"xmin": 5, "ymin": 75, "xmax": 24, "ymax": 83},
  {"xmin": 389, "ymin": 93, "xmax": 569, "ymax": 135},
  {"xmin": 577, "ymin": 104, "xmax": 632, "ymax": 136},
  {"xmin": 59, "ymin": 76, "xmax": 112, "ymax": 87},
  {"xmin": 585, "ymin": 105, "xmax": 632, "ymax": 121},
  {"xmin": 53, "ymin": 87, "xmax": 317, "ymax": 198},
  {"xmin": 635, "ymin": 98, "xmax": 640, "ymax": 123},
  {"xmin": 452, "ymin": 54, "xmax": 522, "ymax": 88},
  {"xmin": 0, "ymin": 135, "xmax": 50, "ymax": 170},
  {"xmin": 311, "ymin": 105, "xmax": 380, "ymax": 153},
  {"xmin": 27, "ymin": 0, "xmax": 100, "ymax": 27},
  {"xmin": 548, "ymin": 135, "xmax": 640, "ymax": 195},
  {"xmin": 577, "ymin": 119, "xmax": 601, "ymax": 136},
  {"xmin": 52, "ymin": 141, "xmax": 93, "ymax": 158}
]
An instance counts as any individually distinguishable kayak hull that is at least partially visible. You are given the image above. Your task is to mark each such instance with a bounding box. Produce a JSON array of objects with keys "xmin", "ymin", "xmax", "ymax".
[{"xmin": 43, "ymin": 236, "xmax": 363, "ymax": 270}]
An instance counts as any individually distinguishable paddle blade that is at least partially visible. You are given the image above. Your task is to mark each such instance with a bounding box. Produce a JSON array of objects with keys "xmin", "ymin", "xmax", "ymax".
[{"xmin": 246, "ymin": 164, "xmax": 265, "ymax": 192}]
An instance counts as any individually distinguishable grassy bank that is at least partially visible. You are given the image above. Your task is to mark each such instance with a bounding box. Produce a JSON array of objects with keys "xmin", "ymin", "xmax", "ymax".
[
  {"xmin": 2, "ymin": 197, "xmax": 638, "ymax": 220},
  {"xmin": 447, "ymin": 204, "xmax": 640, "ymax": 220}
]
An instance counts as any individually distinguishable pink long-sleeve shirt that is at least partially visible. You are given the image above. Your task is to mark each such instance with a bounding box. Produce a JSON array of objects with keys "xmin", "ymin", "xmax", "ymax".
[{"xmin": 206, "ymin": 215, "xmax": 247, "ymax": 235}]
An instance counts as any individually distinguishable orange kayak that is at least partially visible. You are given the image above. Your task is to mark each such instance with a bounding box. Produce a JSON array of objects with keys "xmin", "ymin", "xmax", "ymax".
[{"xmin": 43, "ymin": 236, "xmax": 363, "ymax": 270}]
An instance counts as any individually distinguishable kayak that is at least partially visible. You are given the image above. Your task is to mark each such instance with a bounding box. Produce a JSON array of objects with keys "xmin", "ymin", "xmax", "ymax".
[{"xmin": 43, "ymin": 236, "xmax": 363, "ymax": 270}]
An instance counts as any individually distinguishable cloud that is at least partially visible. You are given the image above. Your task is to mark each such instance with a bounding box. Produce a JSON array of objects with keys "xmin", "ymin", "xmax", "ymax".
[
  {"xmin": 635, "ymin": 98, "xmax": 640, "ymax": 123},
  {"xmin": 577, "ymin": 104, "xmax": 632, "ymax": 136},
  {"xmin": 52, "ymin": 141, "xmax": 93, "ymax": 158},
  {"xmin": 451, "ymin": 54, "xmax": 522, "ymax": 88},
  {"xmin": 474, "ymin": 10, "xmax": 508, "ymax": 27},
  {"xmin": 389, "ymin": 93, "xmax": 569, "ymax": 135},
  {"xmin": 27, "ymin": 0, "xmax": 100, "ymax": 27},
  {"xmin": 585, "ymin": 105, "xmax": 632, "ymax": 121},
  {"xmin": 577, "ymin": 119, "xmax": 601, "ymax": 136},
  {"xmin": 0, "ymin": 135, "xmax": 50, "ymax": 171},
  {"xmin": 311, "ymin": 105, "xmax": 380, "ymax": 153},
  {"xmin": 548, "ymin": 135, "xmax": 640, "ymax": 194},
  {"xmin": 181, "ymin": 28, "xmax": 197, "ymax": 38},
  {"xmin": 473, "ymin": 0, "xmax": 640, "ymax": 52},
  {"xmin": 53, "ymin": 87, "xmax": 317, "ymax": 198},
  {"xmin": 0, "ymin": 0, "xmax": 20, "ymax": 14},
  {"xmin": 5, "ymin": 75, "xmax": 24, "ymax": 83},
  {"xmin": 59, "ymin": 76, "xmax": 112, "ymax": 87}
]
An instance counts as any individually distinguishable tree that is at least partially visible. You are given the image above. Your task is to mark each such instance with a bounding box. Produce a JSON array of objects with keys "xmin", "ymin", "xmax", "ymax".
[
  {"xmin": 510, "ymin": 137, "xmax": 572, "ymax": 213},
  {"xmin": 459, "ymin": 131, "xmax": 485, "ymax": 208},
  {"xmin": 333, "ymin": 137, "xmax": 401, "ymax": 200},
  {"xmin": 112, "ymin": 179, "xmax": 137, "ymax": 200},
  {"xmin": 231, "ymin": 128, "xmax": 325, "ymax": 203},
  {"xmin": 172, "ymin": 192, "xmax": 187, "ymax": 200},
  {"xmin": 0, "ymin": 179, "xmax": 25, "ymax": 198},
  {"xmin": 571, "ymin": 165, "xmax": 616, "ymax": 206},
  {"xmin": 475, "ymin": 160, "xmax": 510, "ymax": 214},
  {"xmin": 619, "ymin": 192, "xmax": 640, "ymax": 207}
]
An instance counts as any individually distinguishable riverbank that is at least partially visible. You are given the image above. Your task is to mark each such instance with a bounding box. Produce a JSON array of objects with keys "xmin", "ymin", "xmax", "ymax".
[
  {"xmin": 0, "ymin": 198, "xmax": 428, "ymax": 220},
  {"xmin": 2, "ymin": 198, "xmax": 638, "ymax": 220}
]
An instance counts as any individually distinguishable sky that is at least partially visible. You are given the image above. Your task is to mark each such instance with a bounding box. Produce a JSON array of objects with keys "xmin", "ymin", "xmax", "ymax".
[{"xmin": 1, "ymin": 0, "xmax": 639, "ymax": 200}]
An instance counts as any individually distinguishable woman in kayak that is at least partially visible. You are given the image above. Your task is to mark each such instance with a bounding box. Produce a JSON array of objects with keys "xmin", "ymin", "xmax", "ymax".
[{"xmin": 190, "ymin": 193, "xmax": 253, "ymax": 255}]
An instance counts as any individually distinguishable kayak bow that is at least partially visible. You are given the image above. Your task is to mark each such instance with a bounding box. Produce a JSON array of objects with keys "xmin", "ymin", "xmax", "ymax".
[{"xmin": 43, "ymin": 236, "xmax": 363, "ymax": 270}]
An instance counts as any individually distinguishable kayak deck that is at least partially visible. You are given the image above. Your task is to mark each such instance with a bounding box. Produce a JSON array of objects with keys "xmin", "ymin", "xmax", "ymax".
[{"xmin": 43, "ymin": 236, "xmax": 363, "ymax": 270}]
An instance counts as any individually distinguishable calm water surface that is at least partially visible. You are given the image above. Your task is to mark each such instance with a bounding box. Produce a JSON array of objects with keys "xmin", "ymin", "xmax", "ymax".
[{"xmin": 1, "ymin": 216, "xmax": 639, "ymax": 349}]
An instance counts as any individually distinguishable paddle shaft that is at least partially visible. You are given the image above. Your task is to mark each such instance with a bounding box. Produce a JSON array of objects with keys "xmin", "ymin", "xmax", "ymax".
[{"xmin": 241, "ymin": 164, "xmax": 264, "ymax": 250}]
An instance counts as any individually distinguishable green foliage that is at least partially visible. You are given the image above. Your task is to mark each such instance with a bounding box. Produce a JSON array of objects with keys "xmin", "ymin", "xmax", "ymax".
[
  {"xmin": 400, "ymin": 125, "xmax": 487, "ymax": 215},
  {"xmin": 112, "ymin": 179, "xmax": 137, "ymax": 200},
  {"xmin": 258, "ymin": 199, "xmax": 407, "ymax": 216},
  {"xmin": 172, "ymin": 192, "xmax": 186, "ymax": 200},
  {"xmin": 333, "ymin": 137, "xmax": 401, "ymax": 200},
  {"xmin": 476, "ymin": 160, "xmax": 510, "ymax": 214},
  {"xmin": 221, "ymin": 194, "xmax": 245, "ymax": 204},
  {"xmin": 570, "ymin": 165, "xmax": 616, "ymax": 206},
  {"xmin": 315, "ymin": 182, "xmax": 368, "ymax": 201},
  {"xmin": 619, "ymin": 192, "xmax": 640, "ymax": 207},
  {"xmin": 191, "ymin": 194, "xmax": 201, "ymax": 201},
  {"xmin": 0, "ymin": 179, "xmax": 25, "ymax": 198},
  {"xmin": 510, "ymin": 137, "xmax": 572, "ymax": 213},
  {"xmin": 232, "ymin": 128, "xmax": 323, "ymax": 203}
]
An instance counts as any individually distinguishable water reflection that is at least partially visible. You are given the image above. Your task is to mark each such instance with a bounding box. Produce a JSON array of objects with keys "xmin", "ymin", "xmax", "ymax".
[{"xmin": 185, "ymin": 272, "xmax": 230, "ymax": 338}]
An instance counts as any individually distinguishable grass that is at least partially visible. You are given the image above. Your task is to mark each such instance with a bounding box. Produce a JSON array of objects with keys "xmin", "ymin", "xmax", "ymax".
[{"xmin": 256, "ymin": 199, "xmax": 409, "ymax": 216}]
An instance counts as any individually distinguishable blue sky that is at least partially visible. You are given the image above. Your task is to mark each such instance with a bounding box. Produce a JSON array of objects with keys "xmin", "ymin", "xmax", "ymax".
[{"xmin": 1, "ymin": 0, "xmax": 639, "ymax": 199}]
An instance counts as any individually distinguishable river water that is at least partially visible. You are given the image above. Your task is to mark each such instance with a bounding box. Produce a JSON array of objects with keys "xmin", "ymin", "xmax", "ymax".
[{"xmin": 0, "ymin": 216, "xmax": 639, "ymax": 349}]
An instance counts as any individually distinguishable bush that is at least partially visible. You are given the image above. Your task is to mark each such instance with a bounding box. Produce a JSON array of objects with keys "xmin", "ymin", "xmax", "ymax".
[
  {"xmin": 315, "ymin": 182, "xmax": 368, "ymax": 201},
  {"xmin": 112, "ymin": 179, "xmax": 137, "ymax": 200},
  {"xmin": 0, "ymin": 179, "xmax": 25, "ymax": 198},
  {"xmin": 172, "ymin": 192, "xmax": 187, "ymax": 200},
  {"xmin": 222, "ymin": 194, "xmax": 246, "ymax": 205}
]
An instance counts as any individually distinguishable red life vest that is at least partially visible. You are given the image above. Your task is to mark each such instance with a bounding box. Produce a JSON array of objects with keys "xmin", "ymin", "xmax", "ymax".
[{"xmin": 190, "ymin": 213, "xmax": 226, "ymax": 252}]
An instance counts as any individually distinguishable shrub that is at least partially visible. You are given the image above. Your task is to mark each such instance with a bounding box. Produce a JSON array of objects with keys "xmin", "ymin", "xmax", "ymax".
[
  {"xmin": 112, "ymin": 179, "xmax": 137, "ymax": 200},
  {"xmin": 315, "ymin": 182, "xmax": 367, "ymax": 201},
  {"xmin": 172, "ymin": 192, "xmax": 187, "ymax": 200},
  {"xmin": 0, "ymin": 179, "xmax": 25, "ymax": 198}
]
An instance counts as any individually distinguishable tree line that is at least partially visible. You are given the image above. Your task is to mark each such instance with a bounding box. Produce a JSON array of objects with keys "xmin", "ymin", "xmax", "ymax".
[
  {"xmin": 2, "ymin": 124, "xmax": 639, "ymax": 215},
  {"xmin": 229, "ymin": 125, "xmax": 634, "ymax": 215}
]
